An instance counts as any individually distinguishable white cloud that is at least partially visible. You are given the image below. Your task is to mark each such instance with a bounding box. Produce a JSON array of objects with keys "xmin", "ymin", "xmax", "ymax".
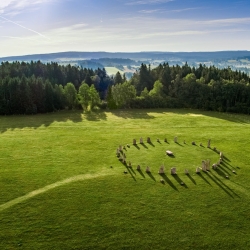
[{"xmin": 0, "ymin": 0, "xmax": 55, "ymax": 14}]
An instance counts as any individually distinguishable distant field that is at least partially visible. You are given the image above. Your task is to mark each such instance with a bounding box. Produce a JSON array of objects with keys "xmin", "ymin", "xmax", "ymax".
[
  {"xmin": 0, "ymin": 109, "xmax": 250, "ymax": 249},
  {"xmin": 105, "ymin": 66, "xmax": 123, "ymax": 75}
]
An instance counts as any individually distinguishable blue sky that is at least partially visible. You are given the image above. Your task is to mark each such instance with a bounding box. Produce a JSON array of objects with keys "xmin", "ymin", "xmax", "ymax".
[{"xmin": 0, "ymin": 0, "xmax": 250, "ymax": 56}]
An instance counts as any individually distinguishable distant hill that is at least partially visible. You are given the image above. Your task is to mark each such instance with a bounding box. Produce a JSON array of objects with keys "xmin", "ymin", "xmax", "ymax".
[
  {"xmin": 1, "ymin": 51, "xmax": 250, "ymax": 63},
  {"xmin": 1, "ymin": 51, "xmax": 250, "ymax": 76}
]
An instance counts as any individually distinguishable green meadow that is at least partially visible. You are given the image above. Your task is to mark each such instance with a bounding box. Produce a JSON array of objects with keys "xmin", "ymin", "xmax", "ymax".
[{"xmin": 0, "ymin": 109, "xmax": 250, "ymax": 249}]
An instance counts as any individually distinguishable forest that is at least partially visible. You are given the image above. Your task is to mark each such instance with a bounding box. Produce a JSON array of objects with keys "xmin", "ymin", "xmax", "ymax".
[{"xmin": 0, "ymin": 60, "xmax": 250, "ymax": 115}]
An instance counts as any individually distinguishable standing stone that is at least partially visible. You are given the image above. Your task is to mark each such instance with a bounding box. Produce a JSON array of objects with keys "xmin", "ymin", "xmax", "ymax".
[
  {"xmin": 212, "ymin": 163, "xmax": 217, "ymax": 169},
  {"xmin": 196, "ymin": 167, "xmax": 200, "ymax": 173},
  {"xmin": 202, "ymin": 161, "xmax": 207, "ymax": 171},
  {"xmin": 128, "ymin": 161, "xmax": 132, "ymax": 167},
  {"xmin": 174, "ymin": 137, "xmax": 178, "ymax": 143},
  {"xmin": 137, "ymin": 165, "xmax": 141, "ymax": 170},
  {"xmin": 133, "ymin": 139, "xmax": 136, "ymax": 145},
  {"xmin": 164, "ymin": 138, "xmax": 168, "ymax": 143},
  {"xmin": 192, "ymin": 141, "xmax": 196, "ymax": 145},
  {"xmin": 157, "ymin": 138, "xmax": 160, "ymax": 142},
  {"xmin": 206, "ymin": 160, "xmax": 210, "ymax": 171},
  {"xmin": 158, "ymin": 166, "xmax": 164, "ymax": 174},
  {"xmin": 146, "ymin": 166, "xmax": 151, "ymax": 173},
  {"xmin": 207, "ymin": 139, "xmax": 211, "ymax": 148},
  {"xmin": 171, "ymin": 167, "xmax": 177, "ymax": 175},
  {"xmin": 140, "ymin": 137, "xmax": 143, "ymax": 144},
  {"xmin": 185, "ymin": 169, "xmax": 189, "ymax": 174},
  {"xmin": 220, "ymin": 152, "xmax": 223, "ymax": 159},
  {"xmin": 200, "ymin": 143, "xmax": 203, "ymax": 147},
  {"xmin": 147, "ymin": 137, "xmax": 151, "ymax": 143},
  {"xmin": 119, "ymin": 145, "xmax": 123, "ymax": 151}
]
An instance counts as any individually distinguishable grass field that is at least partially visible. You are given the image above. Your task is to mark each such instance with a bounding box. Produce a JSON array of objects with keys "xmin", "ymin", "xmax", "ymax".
[
  {"xmin": 0, "ymin": 109, "xmax": 250, "ymax": 249},
  {"xmin": 105, "ymin": 67, "xmax": 124, "ymax": 75}
]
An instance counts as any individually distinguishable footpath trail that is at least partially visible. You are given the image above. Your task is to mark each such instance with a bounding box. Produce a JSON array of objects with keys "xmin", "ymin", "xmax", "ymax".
[{"xmin": 0, "ymin": 171, "xmax": 112, "ymax": 213}]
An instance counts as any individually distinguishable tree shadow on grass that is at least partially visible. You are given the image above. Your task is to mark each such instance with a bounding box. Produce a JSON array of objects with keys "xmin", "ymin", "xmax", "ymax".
[
  {"xmin": 167, "ymin": 109, "xmax": 250, "ymax": 124},
  {"xmin": 159, "ymin": 173, "xmax": 179, "ymax": 191},
  {"xmin": 146, "ymin": 172, "xmax": 156, "ymax": 182},
  {"xmin": 0, "ymin": 110, "xmax": 83, "ymax": 134},
  {"xmin": 186, "ymin": 174, "xmax": 196, "ymax": 185},
  {"xmin": 83, "ymin": 110, "xmax": 107, "ymax": 121},
  {"xmin": 111, "ymin": 109, "xmax": 155, "ymax": 120}
]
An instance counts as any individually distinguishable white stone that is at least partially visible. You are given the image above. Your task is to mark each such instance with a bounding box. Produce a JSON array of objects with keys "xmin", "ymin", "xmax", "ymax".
[{"xmin": 166, "ymin": 150, "xmax": 173, "ymax": 156}]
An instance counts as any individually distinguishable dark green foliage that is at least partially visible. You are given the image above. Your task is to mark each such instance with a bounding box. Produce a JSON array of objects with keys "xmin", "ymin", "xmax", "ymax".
[
  {"xmin": 127, "ymin": 62, "xmax": 250, "ymax": 113},
  {"xmin": 1, "ymin": 60, "xmax": 250, "ymax": 115}
]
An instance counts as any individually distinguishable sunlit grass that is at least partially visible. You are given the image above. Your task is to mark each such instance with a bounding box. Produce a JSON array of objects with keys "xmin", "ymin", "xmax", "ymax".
[{"xmin": 0, "ymin": 109, "xmax": 250, "ymax": 249}]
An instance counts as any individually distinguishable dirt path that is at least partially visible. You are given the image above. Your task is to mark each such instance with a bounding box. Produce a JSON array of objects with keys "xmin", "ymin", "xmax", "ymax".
[{"xmin": 0, "ymin": 171, "xmax": 112, "ymax": 213}]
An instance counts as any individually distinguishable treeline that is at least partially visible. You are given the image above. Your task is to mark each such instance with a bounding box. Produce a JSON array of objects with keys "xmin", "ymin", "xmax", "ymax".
[
  {"xmin": 112, "ymin": 62, "xmax": 250, "ymax": 114},
  {"xmin": 0, "ymin": 61, "xmax": 112, "ymax": 114},
  {"xmin": 1, "ymin": 61, "xmax": 250, "ymax": 115}
]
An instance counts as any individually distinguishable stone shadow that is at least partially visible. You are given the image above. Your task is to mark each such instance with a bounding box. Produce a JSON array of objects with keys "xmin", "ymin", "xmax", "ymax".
[
  {"xmin": 196, "ymin": 172, "xmax": 212, "ymax": 185},
  {"xmin": 146, "ymin": 171, "xmax": 156, "ymax": 182},
  {"xmin": 137, "ymin": 169, "xmax": 145, "ymax": 178},
  {"xmin": 140, "ymin": 143, "xmax": 148, "ymax": 149},
  {"xmin": 208, "ymin": 171, "xmax": 240, "ymax": 198},
  {"xmin": 205, "ymin": 172, "xmax": 234, "ymax": 198},
  {"xmin": 159, "ymin": 173, "xmax": 179, "ymax": 191},
  {"xmin": 186, "ymin": 174, "xmax": 196, "ymax": 185},
  {"xmin": 133, "ymin": 144, "xmax": 140, "ymax": 150},
  {"xmin": 172, "ymin": 174, "xmax": 188, "ymax": 188},
  {"xmin": 147, "ymin": 142, "xmax": 155, "ymax": 147}
]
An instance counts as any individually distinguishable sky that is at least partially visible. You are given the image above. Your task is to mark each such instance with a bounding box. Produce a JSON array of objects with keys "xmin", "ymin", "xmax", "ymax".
[{"xmin": 0, "ymin": 0, "xmax": 250, "ymax": 57}]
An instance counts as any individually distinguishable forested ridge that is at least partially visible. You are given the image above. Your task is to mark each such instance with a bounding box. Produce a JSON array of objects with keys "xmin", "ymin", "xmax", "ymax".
[{"xmin": 0, "ymin": 60, "xmax": 250, "ymax": 115}]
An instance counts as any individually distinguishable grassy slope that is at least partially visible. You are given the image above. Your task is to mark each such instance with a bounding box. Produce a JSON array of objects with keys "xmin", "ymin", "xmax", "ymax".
[{"xmin": 0, "ymin": 109, "xmax": 250, "ymax": 249}]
